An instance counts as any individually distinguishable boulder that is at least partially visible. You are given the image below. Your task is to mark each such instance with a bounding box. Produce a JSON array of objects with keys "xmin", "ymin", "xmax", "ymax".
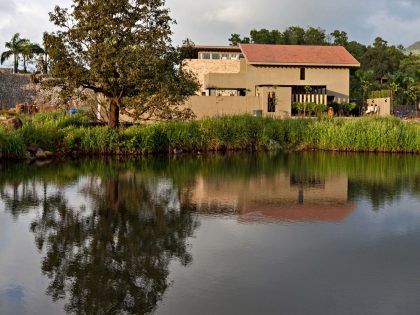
[
  {"xmin": 35, "ymin": 148, "xmax": 47, "ymax": 159},
  {"xmin": 44, "ymin": 151, "xmax": 54, "ymax": 158},
  {"xmin": 27, "ymin": 143, "xmax": 39, "ymax": 154},
  {"xmin": 0, "ymin": 117, "xmax": 23, "ymax": 130}
]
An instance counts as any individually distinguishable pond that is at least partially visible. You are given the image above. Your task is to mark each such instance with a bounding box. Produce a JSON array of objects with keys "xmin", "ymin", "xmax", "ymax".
[{"xmin": 0, "ymin": 152, "xmax": 420, "ymax": 315}]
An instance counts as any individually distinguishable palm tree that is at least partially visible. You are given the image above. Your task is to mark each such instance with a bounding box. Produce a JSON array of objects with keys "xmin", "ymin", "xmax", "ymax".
[
  {"xmin": 1, "ymin": 33, "xmax": 27, "ymax": 73},
  {"xmin": 20, "ymin": 40, "xmax": 45, "ymax": 73}
]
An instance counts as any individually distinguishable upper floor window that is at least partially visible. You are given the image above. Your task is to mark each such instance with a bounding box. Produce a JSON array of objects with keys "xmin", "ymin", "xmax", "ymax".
[
  {"xmin": 300, "ymin": 68, "xmax": 306, "ymax": 81},
  {"xmin": 198, "ymin": 52, "xmax": 242, "ymax": 60}
]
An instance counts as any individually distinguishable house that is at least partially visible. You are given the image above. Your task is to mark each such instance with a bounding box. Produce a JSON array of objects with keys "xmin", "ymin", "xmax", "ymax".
[
  {"xmin": 182, "ymin": 172, "xmax": 354, "ymax": 223},
  {"xmin": 183, "ymin": 44, "xmax": 360, "ymax": 118}
]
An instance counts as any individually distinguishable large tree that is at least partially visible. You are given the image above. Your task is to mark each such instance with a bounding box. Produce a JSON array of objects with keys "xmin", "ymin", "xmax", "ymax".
[{"xmin": 45, "ymin": 0, "xmax": 199, "ymax": 128}]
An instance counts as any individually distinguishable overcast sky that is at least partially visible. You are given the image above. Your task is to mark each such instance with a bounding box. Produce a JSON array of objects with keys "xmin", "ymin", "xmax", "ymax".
[{"xmin": 0, "ymin": 0, "xmax": 419, "ymax": 66}]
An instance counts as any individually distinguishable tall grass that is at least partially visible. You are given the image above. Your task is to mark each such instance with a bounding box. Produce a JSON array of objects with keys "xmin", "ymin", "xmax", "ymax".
[
  {"xmin": 0, "ymin": 126, "xmax": 26, "ymax": 159},
  {"xmin": 0, "ymin": 112, "xmax": 419, "ymax": 160}
]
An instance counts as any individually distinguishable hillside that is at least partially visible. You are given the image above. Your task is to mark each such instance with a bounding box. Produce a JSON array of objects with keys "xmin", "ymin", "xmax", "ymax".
[
  {"xmin": 407, "ymin": 41, "xmax": 420, "ymax": 50},
  {"xmin": 406, "ymin": 41, "xmax": 420, "ymax": 55}
]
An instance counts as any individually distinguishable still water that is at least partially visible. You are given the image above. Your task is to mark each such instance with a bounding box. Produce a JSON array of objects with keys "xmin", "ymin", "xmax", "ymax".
[{"xmin": 0, "ymin": 152, "xmax": 420, "ymax": 315}]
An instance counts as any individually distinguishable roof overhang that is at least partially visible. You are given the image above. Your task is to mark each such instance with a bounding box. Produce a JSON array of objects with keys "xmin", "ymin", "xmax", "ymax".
[
  {"xmin": 192, "ymin": 45, "xmax": 242, "ymax": 53},
  {"xmin": 248, "ymin": 61, "xmax": 360, "ymax": 67}
]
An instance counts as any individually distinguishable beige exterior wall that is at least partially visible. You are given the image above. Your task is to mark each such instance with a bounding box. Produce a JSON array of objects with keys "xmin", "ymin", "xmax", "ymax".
[
  {"xmin": 366, "ymin": 97, "xmax": 392, "ymax": 116},
  {"xmin": 183, "ymin": 59, "xmax": 241, "ymax": 95},
  {"xmin": 185, "ymin": 96, "xmax": 260, "ymax": 119},
  {"xmin": 205, "ymin": 61, "xmax": 350, "ymax": 103},
  {"xmin": 186, "ymin": 86, "xmax": 292, "ymax": 119}
]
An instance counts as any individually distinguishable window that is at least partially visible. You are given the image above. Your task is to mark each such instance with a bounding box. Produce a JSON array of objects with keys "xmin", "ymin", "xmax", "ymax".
[
  {"xmin": 199, "ymin": 53, "xmax": 211, "ymax": 59},
  {"xmin": 268, "ymin": 92, "xmax": 276, "ymax": 113},
  {"xmin": 300, "ymin": 68, "xmax": 306, "ymax": 80},
  {"xmin": 212, "ymin": 53, "xmax": 221, "ymax": 60}
]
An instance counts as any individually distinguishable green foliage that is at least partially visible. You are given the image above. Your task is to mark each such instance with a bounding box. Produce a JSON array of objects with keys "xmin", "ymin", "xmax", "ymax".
[
  {"xmin": 369, "ymin": 90, "xmax": 391, "ymax": 99},
  {"xmin": 1, "ymin": 113, "xmax": 420, "ymax": 160},
  {"xmin": 0, "ymin": 126, "xmax": 26, "ymax": 158},
  {"xmin": 1, "ymin": 33, "xmax": 44, "ymax": 73},
  {"xmin": 308, "ymin": 116, "xmax": 420, "ymax": 152},
  {"xmin": 30, "ymin": 110, "xmax": 89, "ymax": 128},
  {"xmin": 329, "ymin": 102, "xmax": 352, "ymax": 117},
  {"xmin": 229, "ymin": 26, "xmax": 327, "ymax": 46},
  {"xmin": 45, "ymin": 0, "xmax": 199, "ymax": 128},
  {"xmin": 292, "ymin": 102, "xmax": 327, "ymax": 116}
]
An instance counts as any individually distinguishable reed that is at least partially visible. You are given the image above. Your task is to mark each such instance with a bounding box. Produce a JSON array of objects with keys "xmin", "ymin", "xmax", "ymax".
[{"xmin": 0, "ymin": 112, "xmax": 419, "ymax": 160}]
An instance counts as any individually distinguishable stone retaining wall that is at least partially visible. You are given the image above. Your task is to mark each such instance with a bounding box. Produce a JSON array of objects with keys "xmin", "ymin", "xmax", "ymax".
[{"xmin": 0, "ymin": 72, "xmax": 35, "ymax": 109}]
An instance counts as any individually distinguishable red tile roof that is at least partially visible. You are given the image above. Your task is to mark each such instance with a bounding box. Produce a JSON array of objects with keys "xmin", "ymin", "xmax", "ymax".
[
  {"xmin": 240, "ymin": 203, "xmax": 356, "ymax": 223},
  {"xmin": 240, "ymin": 44, "xmax": 360, "ymax": 67}
]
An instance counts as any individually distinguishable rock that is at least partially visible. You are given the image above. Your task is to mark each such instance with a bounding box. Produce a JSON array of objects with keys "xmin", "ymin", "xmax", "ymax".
[
  {"xmin": 0, "ymin": 117, "xmax": 23, "ymax": 130},
  {"xmin": 34, "ymin": 159, "xmax": 52, "ymax": 167},
  {"xmin": 44, "ymin": 151, "xmax": 54, "ymax": 158},
  {"xmin": 35, "ymin": 148, "xmax": 47, "ymax": 159},
  {"xmin": 27, "ymin": 143, "xmax": 39, "ymax": 154}
]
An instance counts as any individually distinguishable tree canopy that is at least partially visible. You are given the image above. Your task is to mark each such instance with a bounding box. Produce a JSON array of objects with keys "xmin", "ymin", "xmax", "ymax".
[
  {"xmin": 1, "ymin": 33, "xmax": 44, "ymax": 73},
  {"xmin": 45, "ymin": 0, "xmax": 199, "ymax": 128}
]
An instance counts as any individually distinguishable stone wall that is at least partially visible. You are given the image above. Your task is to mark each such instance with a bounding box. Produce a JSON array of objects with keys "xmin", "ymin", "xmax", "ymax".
[
  {"xmin": 0, "ymin": 71, "xmax": 35, "ymax": 109},
  {"xmin": 0, "ymin": 71, "xmax": 96, "ymax": 111}
]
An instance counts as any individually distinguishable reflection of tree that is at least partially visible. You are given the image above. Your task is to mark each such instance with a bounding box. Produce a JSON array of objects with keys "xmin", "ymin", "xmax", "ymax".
[
  {"xmin": 21, "ymin": 173, "xmax": 198, "ymax": 315},
  {"xmin": 0, "ymin": 180, "xmax": 44, "ymax": 219}
]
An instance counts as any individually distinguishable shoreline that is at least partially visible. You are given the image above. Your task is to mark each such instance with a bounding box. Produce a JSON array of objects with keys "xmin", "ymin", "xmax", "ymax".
[{"xmin": 1, "ymin": 113, "xmax": 420, "ymax": 161}]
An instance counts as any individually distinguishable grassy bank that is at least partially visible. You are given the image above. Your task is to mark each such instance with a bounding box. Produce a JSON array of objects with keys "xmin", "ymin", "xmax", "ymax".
[{"xmin": 1, "ymin": 112, "xmax": 420, "ymax": 159}]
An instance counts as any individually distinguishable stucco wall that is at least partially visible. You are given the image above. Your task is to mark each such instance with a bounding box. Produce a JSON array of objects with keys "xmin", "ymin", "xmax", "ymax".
[
  {"xmin": 186, "ymin": 86, "xmax": 292, "ymax": 119},
  {"xmin": 366, "ymin": 97, "xmax": 392, "ymax": 116},
  {"xmin": 205, "ymin": 65, "xmax": 350, "ymax": 103},
  {"xmin": 185, "ymin": 96, "xmax": 260, "ymax": 119},
  {"xmin": 183, "ymin": 59, "xmax": 241, "ymax": 95}
]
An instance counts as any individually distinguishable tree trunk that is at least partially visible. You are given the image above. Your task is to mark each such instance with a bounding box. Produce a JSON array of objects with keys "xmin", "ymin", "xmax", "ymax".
[
  {"xmin": 14, "ymin": 54, "xmax": 18, "ymax": 74},
  {"xmin": 23, "ymin": 56, "xmax": 27, "ymax": 73},
  {"xmin": 109, "ymin": 97, "xmax": 120, "ymax": 129}
]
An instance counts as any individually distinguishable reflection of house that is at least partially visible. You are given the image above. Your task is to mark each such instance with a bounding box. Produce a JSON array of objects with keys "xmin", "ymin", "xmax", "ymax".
[
  {"xmin": 183, "ymin": 44, "xmax": 360, "ymax": 119},
  {"xmin": 183, "ymin": 173, "xmax": 355, "ymax": 223}
]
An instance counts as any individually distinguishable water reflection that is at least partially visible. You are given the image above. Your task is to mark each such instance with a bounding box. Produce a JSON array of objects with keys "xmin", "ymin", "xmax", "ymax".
[
  {"xmin": 185, "ymin": 172, "xmax": 354, "ymax": 223},
  {"xmin": 0, "ymin": 153, "xmax": 420, "ymax": 314},
  {"xmin": 0, "ymin": 165, "xmax": 199, "ymax": 315}
]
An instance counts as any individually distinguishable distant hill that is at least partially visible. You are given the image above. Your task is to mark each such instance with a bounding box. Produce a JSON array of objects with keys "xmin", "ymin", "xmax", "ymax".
[{"xmin": 406, "ymin": 41, "xmax": 420, "ymax": 55}]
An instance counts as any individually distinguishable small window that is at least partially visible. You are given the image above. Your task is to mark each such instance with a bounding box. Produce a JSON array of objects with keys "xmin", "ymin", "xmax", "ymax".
[
  {"xmin": 202, "ymin": 53, "xmax": 211, "ymax": 59},
  {"xmin": 268, "ymin": 92, "xmax": 276, "ymax": 113},
  {"xmin": 300, "ymin": 68, "xmax": 306, "ymax": 81},
  {"xmin": 212, "ymin": 53, "xmax": 221, "ymax": 60}
]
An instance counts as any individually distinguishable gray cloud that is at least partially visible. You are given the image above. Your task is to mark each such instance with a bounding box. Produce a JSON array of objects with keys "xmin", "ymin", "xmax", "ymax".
[
  {"xmin": 1, "ymin": 0, "xmax": 419, "ymax": 68},
  {"xmin": 167, "ymin": 0, "xmax": 420, "ymax": 46}
]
